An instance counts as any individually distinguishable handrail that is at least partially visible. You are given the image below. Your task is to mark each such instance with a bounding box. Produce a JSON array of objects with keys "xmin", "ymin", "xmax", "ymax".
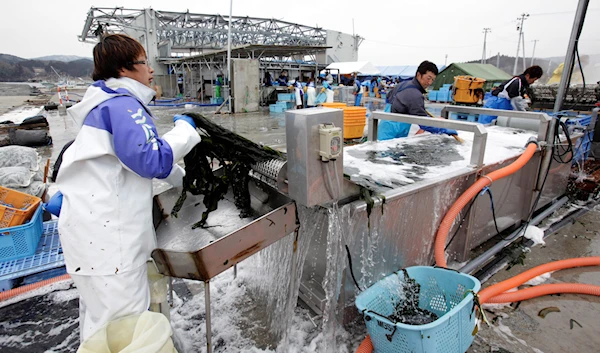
[
  {"xmin": 439, "ymin": 106, "xmax": 551, "ymax": 141},
  {"xmin": 369, "ymin": 111, "xmax": 488, "ymax": 167}
]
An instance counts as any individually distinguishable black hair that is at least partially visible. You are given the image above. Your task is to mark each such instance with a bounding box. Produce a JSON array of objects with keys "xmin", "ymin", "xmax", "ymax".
[
  {"xmin": 523, "ymin": 65, "xmax": 543, "ymax": 79},
  {"xmin": 416, "ymin": 60, "xmax": 438, "ymax": 76},
  {"xmin": 92, "ymin": 34, "xmax": 146, "ymax": 81}
]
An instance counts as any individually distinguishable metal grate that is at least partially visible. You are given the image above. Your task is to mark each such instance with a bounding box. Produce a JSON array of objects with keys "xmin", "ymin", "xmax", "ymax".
[{"xmin": 0, "ymin": 221, "xmax": 64, "ymax": 282}]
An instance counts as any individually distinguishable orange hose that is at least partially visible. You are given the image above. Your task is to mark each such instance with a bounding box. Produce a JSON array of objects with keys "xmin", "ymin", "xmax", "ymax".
[
  {"xmin": 355, "ymin": 336, "xmax": 373, "ymax": 353},
  {"xmin": 479, "ymin": 257, "xmax": 600, "ymax": 303},
  {"xmin": 0, "ymin": 274, "xmax": 71, "ymax": 302},
  {"xmin": 485, "ymin": 283, "xmax": 600, "ymax": 303},
  {"xmin": 435, "ymin": 142, "xmax": 538, "ymax": 268}
]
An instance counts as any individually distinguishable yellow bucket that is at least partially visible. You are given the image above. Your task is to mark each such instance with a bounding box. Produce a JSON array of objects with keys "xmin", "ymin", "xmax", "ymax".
[{"xmin": 453, "ymin": 76, "xmax": 486, "ymax": 90}]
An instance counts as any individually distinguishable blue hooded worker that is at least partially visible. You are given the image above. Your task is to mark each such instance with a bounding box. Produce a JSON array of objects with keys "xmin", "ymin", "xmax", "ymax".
[
  {"xmin": 378, "ymin": 60, "xmax": 457, "ymax": 140},
  {"xmin": 53, "ymin": 34, "xmax": 201, "ymax": 342},
  {"xmin": 479, "ymin": 65, "xmax": 543, "ymax": 124}
]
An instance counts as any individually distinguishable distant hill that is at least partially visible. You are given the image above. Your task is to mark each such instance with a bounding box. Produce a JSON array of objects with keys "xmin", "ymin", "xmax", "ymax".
[
  {"xmin": 0, "ymin": 54, "xmax": 93, "ymax": 82},
  {"xmin": 32, "ymin": 55, "xmax": 92, "ymax": 62},
  {"xmin": 0, "ymin": 54, "xmax": 27, "ymax": 65}
]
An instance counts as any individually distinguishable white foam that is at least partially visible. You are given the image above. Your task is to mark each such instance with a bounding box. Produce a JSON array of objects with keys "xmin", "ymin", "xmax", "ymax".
[
  {"xmin": 524, "ymin": 225, "xmax": 546, "ymax": 246},
  {"xmin": 344, "ymin": 125, "xmax": 536, "ymax": 189},
  {"xmin": 523, "ymin": 272, "xmax": 552, "ymax": 286}
]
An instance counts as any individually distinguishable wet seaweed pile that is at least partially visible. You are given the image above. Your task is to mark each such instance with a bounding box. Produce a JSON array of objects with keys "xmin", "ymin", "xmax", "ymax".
[
  {"xmin": 366, "ymin": 138, "xmax": 463, "ymax": 167},
  {"xmin": 389, "ymin": 270, "xmax": 438, "ymax": 325},
  {"xmin": 171, "ymin": 112, "xmax": 284, "ymax": 229}
]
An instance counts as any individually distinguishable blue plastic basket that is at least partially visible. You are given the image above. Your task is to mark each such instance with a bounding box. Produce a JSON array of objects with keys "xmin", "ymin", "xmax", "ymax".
[
  {"xmin": 0, "ymin": 205, "xmax": 43, "ymax": 262},
  {"xmin": 428, "ymin": 91, "xmax": 438, "ymax": 101},
  {"xmin": 277, "ymin": 93, "xmax": 295, "ymax": 101},
  {"xmin": 355, "ymin": 266, "xmax": 481, "ymax": 353}
]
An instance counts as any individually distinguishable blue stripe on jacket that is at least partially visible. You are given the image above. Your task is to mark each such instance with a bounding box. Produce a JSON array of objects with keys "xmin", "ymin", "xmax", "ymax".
[{"xmin": 83, "ymin": 95, "xmax": 174, "ymax": 179}]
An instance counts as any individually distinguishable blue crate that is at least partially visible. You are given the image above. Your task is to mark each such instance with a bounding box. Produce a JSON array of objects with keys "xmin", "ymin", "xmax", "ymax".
[
  {"xmin": 269, "ymin": 104, "xmax": 287, "ymax": 113},
  {"xmin": 574, "ymin": 131, "xmax": 594, "ymax": 163},
  {"xmin": 0, "ymin": 205, "xmax": 43, "ymax": 262},
  {"xmin": 210, "ymin": 97, "xmax": 224, "ymax": 105},
  {"xmin": 277, "ymin": 93, "xmax": 295, "ymax": 101},
  {"xmin": 437, "ymin": 90, "xmax": 448, "ymax": 103},
  {"xmin": 0, "ymin": 220, "xmax": 64, "ymax": 292},
  {"xmin": 276, "ymin": 100, "xmax": 295, "ymax": 109},
  {"xmin": 564, "ymin": 115, "xmax": 592, "ymax": 128},
  {"xmin": 356, "ymin": 266, "xmax": 480, "ymax": 353},
  {"xmin": 428, "ymin": 91, "xmax": 438, "ymax": 101},
  {"xmin": 442, "ymin": 83, "xmax": 453, "ymax": 89}
]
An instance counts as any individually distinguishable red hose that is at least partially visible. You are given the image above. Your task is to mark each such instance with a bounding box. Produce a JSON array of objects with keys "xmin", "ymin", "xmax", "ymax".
[
  {"xmin": 435, "ymin": 142, "xmax": 539, "ymax": 268},
  {"xmin": 0, "ymin": 274, "xmax": 71, "ymax": 302}
]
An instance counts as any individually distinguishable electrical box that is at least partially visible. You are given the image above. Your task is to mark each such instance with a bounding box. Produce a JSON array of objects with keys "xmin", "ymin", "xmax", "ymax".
[
  {"xmin": 285, "ymin": 108, "xmax": 344, "ymax": 207},
  {"xmin": 318, "ymin": 123, "xmax": 342, "ymax": 161}
]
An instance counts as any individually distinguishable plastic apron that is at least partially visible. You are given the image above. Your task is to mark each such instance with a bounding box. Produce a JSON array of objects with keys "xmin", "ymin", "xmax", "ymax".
[
  {"xmin": 479, "ymin": 77, "xmax": 520, "ymax": 124},
  {"xmin": 377, "ymin": 84, "xmax": 417, "ymax": 140}
]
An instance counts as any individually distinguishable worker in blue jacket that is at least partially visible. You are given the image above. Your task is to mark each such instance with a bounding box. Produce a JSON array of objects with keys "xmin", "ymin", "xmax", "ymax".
[
  {"xmin": 378, "ymin": 61, "xmax": 458, "ymax": 140},
  {"xmin": 479, "ymin": 65, "xmax": 543, "ymax": 124}
]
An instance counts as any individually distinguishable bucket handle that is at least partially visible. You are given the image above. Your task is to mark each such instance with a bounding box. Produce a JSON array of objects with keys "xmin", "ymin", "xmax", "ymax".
[{"xmin": 362, "ymin": 309, "xmax": 398, "ymax": 342}]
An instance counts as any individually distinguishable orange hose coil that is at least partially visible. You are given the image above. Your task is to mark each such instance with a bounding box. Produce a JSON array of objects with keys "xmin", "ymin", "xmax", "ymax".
[
  {"xmin": 486, "ymin": 283, "xmax": 600, "ymax": 303},
  {"xmin": 478, "ymin": 257, "xmax": 600, "ymax": 302},
  {"xmin": 355, "ymin": 336, "xmax": 374, "ymax": 353},
  {"xmin": 355, "ymin": 142, "xmax": 600, "ymax": 353},
  {"xmin": 0, "ymin": 274, "xmax": 71, "ymax": 302},
  {"xmin": 435, "ymin": 142, "xmax": 539, "ymax": 268}
]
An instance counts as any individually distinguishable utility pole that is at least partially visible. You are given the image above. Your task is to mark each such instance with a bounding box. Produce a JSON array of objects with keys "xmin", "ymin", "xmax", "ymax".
[
  {"xmin": 481, "ymin": 28, "xmax": 491, "ymax": 64},
  {"xmin": 521, "ymin": 32, "xmax": 526, "ymax": 71},
  {"xmin": 530, "ymin": 39, "xmax": 539, "ymax": 66},
  {"xmin": 226, "ymin": 0, "xmax": 233, "ymax": 113},
  {"xmin": 444, "ymin": 54, "xmax": 448, "ymax": 66},
  {"xmin": 513, "ymin": 13, "xmax": 529, "ymax": 75},
  {"xmin": 496, "ymin": 52, "xmax": 500, "ymax": 68}
]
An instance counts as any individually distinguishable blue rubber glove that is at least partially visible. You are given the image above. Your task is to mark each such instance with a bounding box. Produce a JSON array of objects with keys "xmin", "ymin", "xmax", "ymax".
[
  {"xmin": 43, "ymin": 191, "xmax": 63, "ymax": 217},
  {"xmin": 173, "ymin": 114, "xmax": 196, "ymax": 129},
  {"xmin": 419, "ymin": 125, "xmax": 458, "ymax": 136},
  {"xmin": 441, "ymin": 128, "xmax": 458, "ymax": 136}
]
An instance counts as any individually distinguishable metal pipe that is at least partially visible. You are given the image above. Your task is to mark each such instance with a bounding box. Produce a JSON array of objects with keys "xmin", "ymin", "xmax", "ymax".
[
  {"xmin": 205, "ymin": 280, "xmax": 212, "ymax": 353},
  {"xmin": 553, "ymin": 0, "xmax": 590, "ymax": 113},
  {"xmin": 460, "ymin": 196, "xmax": 569, "ymax": 274},
  {"xmin": 370, "ymin": 112, "xmax": 488, "ymax": 167}
]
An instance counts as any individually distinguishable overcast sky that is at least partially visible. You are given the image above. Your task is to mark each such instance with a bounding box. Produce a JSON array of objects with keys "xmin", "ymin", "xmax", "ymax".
[{"xmin": 1, "ymin": 0, "xmax": 599, "ymax": 66}]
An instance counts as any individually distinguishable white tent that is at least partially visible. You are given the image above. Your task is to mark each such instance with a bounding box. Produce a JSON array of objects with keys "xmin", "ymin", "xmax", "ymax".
[{"xmin": 324, "ymin": 61, "xmax": 381, "ymax": 75}]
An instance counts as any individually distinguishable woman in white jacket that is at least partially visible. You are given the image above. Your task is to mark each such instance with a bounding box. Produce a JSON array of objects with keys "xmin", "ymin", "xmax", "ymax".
[{"xmin": 56, "ymin": 34, "xmax": 201, "ymax": 342}]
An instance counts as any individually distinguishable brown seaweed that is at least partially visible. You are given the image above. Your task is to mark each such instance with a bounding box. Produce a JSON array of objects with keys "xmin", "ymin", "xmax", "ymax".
[{"xmin": 171, "ymin": 112, "xmax": 284, "ymax": 228}]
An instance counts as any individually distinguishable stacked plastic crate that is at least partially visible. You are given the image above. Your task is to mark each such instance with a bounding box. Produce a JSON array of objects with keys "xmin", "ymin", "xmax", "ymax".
[
  {"xmin": 427, "ymin": 84, "xmax": 452, "ymax": 103},
  {"xmin": 269, "ymin": 93, "xmax": 296, "ymax": 113}
]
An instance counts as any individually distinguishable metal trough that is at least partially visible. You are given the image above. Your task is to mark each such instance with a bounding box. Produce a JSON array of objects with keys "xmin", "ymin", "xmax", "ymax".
[{"xmin": 151, "ymin": 179, "xmax": 299, "ymax": 353}]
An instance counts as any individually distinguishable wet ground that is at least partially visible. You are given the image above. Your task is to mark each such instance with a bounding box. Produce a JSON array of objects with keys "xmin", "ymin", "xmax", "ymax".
[{"xmin": 467, "ymin": 205, "xmax": 600, "ymax": 353}]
